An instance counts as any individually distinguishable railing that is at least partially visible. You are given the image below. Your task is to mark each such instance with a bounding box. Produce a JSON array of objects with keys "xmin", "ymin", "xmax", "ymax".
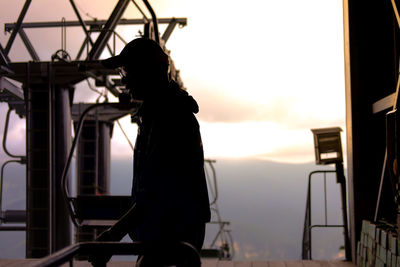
[
  {"xmin": 0, "ymin": 108, "xmax": 27, "ymax": 230},
  {"xmin": 302, "ymin": 167, "xmax": 351, "ymax": 260},
  {"xmin": 34, "ymin": 241, "xmax": 201, "ymax": 267}
]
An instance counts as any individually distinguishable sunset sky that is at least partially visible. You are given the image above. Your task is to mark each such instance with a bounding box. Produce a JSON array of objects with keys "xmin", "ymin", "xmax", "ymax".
[{"xmin": 0, "ymin": 0, "xmax": 346, "ymax": 163}]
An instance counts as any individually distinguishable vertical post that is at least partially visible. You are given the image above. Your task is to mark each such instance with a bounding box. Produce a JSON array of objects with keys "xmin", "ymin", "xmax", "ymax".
[
  {"xmin": 25, "ymin": 63, "xmax": 72, "ymax": 257},
  {"xmin": 97, "ymin": 122, "xmax": 113, "ymax": 195},
  {"xmin": 336, "ymin": 162, "xmax": 352, "ymax": 261},
  {"xmin": 26, "ymin": 63, "xmax": 52, "ymax": 258},
  {"xmin": 75, "ymin": 119, "xmax": 113, "ymax": 243},
  {"xmin": 88, "ymin": 0, "xmax": 130, "ymax": 60},
  {"xmin": 52, "ymin": 85, "xmax": 72, "ymax": 252}
]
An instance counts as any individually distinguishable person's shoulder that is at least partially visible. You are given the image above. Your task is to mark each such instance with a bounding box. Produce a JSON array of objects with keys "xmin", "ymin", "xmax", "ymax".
[{"xmin": 169, "ymin": 81, "xmax": 200, "ymax": 115}]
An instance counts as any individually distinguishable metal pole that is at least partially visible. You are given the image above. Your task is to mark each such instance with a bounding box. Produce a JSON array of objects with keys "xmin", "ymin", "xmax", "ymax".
[
  {"xmin": 142, "ymin": 0, "xmax": 159, "ymax": 43},
  {"xmin": 69, "ymin": 0, "xmax": 94, "ymax": 47},
  {"xmin": 336, "ymin": 162, "xmax": 352, "ymax": 261},
  {"xmin": 5, "ymin": 18, "xmax": 187, "ymax": 31},
  {"xmin": 88, "ymin": 0, "xmax": 130, "ymax": 60},
  {"xmin": 52, "ymin": 85, "xmax": 72, "ymax": 252},
  {"xmin": 308, "ymin": 172, "xmax": 312, "ymax": 259},
  {"xmin": 0, "ymin": 160, "xmax": 21, "ymax": 217},
  {"xmin": 18, "ymin": 28, "xmax": 40, "ymax": 61},
  {"xmin": 324, "ymin": 172, "xmax": 328, "ymax": 225},
  {"xmin": 0, "ymin": 44, "xmax": 10, "ymax": 66},
  {"xmin": 4, "ymin": 0, "xmax": 32, "ymax": 55}
]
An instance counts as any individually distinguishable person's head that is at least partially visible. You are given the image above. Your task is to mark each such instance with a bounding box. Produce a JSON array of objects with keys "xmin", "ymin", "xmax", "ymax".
[{"xmin": 102, "ymin": 38, "xmax": 169, "ymax": 100}]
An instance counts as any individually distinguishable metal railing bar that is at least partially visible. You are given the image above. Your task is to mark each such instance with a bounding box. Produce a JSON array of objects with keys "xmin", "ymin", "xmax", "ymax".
[
  {"xmin": 142, "ymin": 0, "xmax": 159, "ymax": 44},
  {"xmin": 302, "ymin": 169, "xmax": 340, "ymax": 260},
  {"xmin": 310, "ymin": 224, "xmax": 345, "ymax": 229},
  {"xmin": 0, "ymin": 226, "xmax": 26, "ymax": 231},
  {"xmin": 34, "ymin": 241, "xmax": 200, "ymax": 267},
  {"xmin": 5, "ymin": 18, "xmax": 187, "ymax": 31},
  {"xmin": 324, "ymin": 172, "xmax": 328, "ymax": 225},
  {"xmin": 3, "ymin": 108, "xmax": 26, "ymax": 159}
]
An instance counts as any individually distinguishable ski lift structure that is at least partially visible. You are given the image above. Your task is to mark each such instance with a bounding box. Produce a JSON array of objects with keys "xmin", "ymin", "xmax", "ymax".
[{"xmin": 0, "ymin": 0, "xmax": 233, "ymax": 261}]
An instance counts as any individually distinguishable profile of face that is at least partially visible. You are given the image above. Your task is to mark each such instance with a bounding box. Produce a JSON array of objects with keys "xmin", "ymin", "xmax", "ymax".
[{"xmin": 121, "ymin": 61, "xmax": 167, "ymax": 101}]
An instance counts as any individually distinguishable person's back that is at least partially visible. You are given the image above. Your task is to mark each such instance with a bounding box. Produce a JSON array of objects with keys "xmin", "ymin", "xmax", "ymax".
[{"xmin": 99, "ymin": 37, "xmax": 210, "ymax": 266}]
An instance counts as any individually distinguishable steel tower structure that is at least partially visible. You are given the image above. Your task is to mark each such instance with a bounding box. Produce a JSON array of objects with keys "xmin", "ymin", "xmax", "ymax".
[{"xmin": 0, "ymin": 0, "xmax": 187, "ymax": 258}]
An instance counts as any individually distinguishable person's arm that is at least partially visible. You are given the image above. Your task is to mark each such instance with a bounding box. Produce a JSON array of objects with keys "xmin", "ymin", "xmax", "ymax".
[{"xmin": 96, "ymin": 203, "xmax": 140, "ymax": 242}]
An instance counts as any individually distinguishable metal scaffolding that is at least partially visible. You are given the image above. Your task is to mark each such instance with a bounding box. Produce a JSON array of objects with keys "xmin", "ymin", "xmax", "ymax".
[{"xmin": 0, "ymin": 0, "xmax": 187, "ymax": 258}]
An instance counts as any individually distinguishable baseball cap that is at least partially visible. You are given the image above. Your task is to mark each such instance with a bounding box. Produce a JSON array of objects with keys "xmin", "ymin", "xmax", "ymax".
[{"xmin": 101, "ymin": 38, "xmax": 169, "ymax": 69}]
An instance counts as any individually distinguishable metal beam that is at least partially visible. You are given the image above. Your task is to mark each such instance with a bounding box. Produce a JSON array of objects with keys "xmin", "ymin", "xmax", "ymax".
[
  {"xmin": 4, "ymin": 0, "xmax": 32, "ymax": 55},
  {"xmin": 372, "ymin": 92, "xmax": 396, "ymax": 114},
  {"xmin": 162, "ymin": 18, "xmax": 178, "ymax": 43},
  {"xmin": 0, "ymin": 44, "xmax": 10, "ymax": 66},
  {"xmin": 19, "ymin": 28, "xmax": 40, "ymax": 62},
  {"xmin": 5, "ymin": 18, "xmax": 187, "ymax": 31},
  {"xmin": 76, "ymin": 36, "xmax": 89, "ymax": 60},
  {"xmin": 0, "ymin": 77, "xmax": 24, "ymax": 101},
  {"xmin": 69, "ymin": 0, "xmax": 94, "ymax": 47},
  {"xmin": 88, "ymin": 0, "xmax": 131, "ymax": 60}
]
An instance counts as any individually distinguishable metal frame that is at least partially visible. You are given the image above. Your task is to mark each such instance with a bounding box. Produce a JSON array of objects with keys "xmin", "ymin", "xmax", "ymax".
[
  {"xmin": 4, "ymin": 18, "xmax": 187, "ymax": 31},
  {"xmin": 0, "ymin": 108, "xmax": 26, "ymax": 228},
  {"xmin": 302, "ymin": 168, "xmax": 351, "ymax": 260},
  {"xmin": 203, "ymin": 159, "xmax": 234, "ymax": 259},
  {"xmin": 4, "ymin": 0, "xmax": 31, "ymax": 55},
  {"xmin": 88, "ymin": 0, "xmax": 131, "ymax": 60},
  {"xmin": 0, "ymin": 0, "xmax": 188, "ymax": 259},
  {"xmin": 61, "ymin": 102, "xmax": 138, "ymax": 227}
]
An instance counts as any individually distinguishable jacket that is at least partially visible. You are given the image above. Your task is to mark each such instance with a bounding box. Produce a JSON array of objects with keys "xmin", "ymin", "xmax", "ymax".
[{"xmin": 131, "ymin": 81, "xmax": 211, "ymax": 241}]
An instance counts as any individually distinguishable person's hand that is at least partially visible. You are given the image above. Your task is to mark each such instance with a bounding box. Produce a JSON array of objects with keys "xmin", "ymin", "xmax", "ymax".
[
  {"xmin": 96, "ymin": 229, "xmax": 114, "ymax": 241},
  {"xmin": 88, "ymin": 230, "xmax": 114, "ymax": 266}
]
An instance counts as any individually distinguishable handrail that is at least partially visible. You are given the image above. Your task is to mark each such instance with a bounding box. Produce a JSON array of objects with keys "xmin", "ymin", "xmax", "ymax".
[
  {"xmin": 34, "ymin": 241, "xmax": 201, "ymax": 267},
  {"xmin": 0, "ymin": 159, "xmax": 24, "ymax": 221},
  {"xmin": 142, "ymin": 0, "xmax": 159, "ymax": 43},
  {"xmin": 204, "ymin": 159, "xmax": 234, "ymax": 259},
  {"xmin": 302, "ymin": 169, "xmax": 339, "ymax": 260},
  {"xmin": 3, "ymin": 108, "xmax": 26, "ymax": 159}
]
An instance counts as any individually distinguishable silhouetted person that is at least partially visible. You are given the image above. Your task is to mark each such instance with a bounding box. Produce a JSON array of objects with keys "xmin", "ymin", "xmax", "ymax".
[{"xmin": 94, "ymin": 38, "xmax": 211, "ymax": 266}]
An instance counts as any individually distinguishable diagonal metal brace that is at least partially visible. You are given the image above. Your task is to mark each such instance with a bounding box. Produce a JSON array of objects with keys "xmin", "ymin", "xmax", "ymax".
[
  {"xmin": 69, "ymin": 0, "xmax": 94, "ymax": 47},
  {"xmin": 162, "ymin": 18, "xmax": 178, "ymax": 43},
  {"xmin": 5, "ymin": 0, "xmax": 32, "ymax": 55},
  {"xmin": 0, "ymin": 44, "xmax": 10, "ymax": 66},
  {"xmin": 19, "ymin": 28, "xmax": 39, "ymax": 61},
  {"xmin": 88, "ymin": 0, "xmax": 130, "ymax": 60}
]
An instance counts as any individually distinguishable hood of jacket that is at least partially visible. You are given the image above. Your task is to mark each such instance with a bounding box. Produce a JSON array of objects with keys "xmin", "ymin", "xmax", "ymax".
[{"xmin": 139, "ymin": 80, "xmax": 199, "ymax": 117}]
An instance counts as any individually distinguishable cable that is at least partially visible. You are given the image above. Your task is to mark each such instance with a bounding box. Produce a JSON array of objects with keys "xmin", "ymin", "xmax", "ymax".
[
  {"xmin": 74, "ymin": 1, "xmax": 97, "ymax": 20},
  {"xmin": 113, "ymin": 31, "xmax": 128, "ymax": 45},
  {"xmin": 131, "ymin": 0, "xmax": 149, "ymax": 22},
  {"xmin": 116, "ymin": 120, "xmax": 134, "ymax": 151},
  {"xmin": 86, "ymin": 78, "xmax": 103, "ymax": 95}
]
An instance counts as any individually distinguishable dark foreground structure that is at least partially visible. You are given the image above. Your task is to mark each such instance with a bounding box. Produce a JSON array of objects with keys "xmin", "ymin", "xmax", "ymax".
[
  {"xmin": 0, "ymin": 0, "xmax": 233, "ymax": 265},
  {"xmin": 344, "ymin": 0, "xmax": 400, "ymax": 262},
  {"xmin": 1, "ymin": 0, "xmax": 400, "ymax": 265}
]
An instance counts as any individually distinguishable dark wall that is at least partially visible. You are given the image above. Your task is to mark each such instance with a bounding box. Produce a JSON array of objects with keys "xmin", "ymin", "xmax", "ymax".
[{"xmin": 345, "ymin": 0, "xmax": 398, "ymax": 261}]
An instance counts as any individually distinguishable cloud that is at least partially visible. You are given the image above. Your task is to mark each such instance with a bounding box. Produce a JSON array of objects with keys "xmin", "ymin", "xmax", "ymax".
[
  {"xmin": 193, "ymin": 87, "xmax": 292, "ymax": 123},
  {"xmin": 254, "ymin": 144, "xmax": 315, "ymax": 163},
  {"xmin": 193, "ymin": 86, "xmax": 345, "ymax": 132}
]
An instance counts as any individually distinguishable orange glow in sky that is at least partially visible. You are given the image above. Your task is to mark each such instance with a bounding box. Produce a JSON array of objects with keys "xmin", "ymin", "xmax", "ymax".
[{"xmin": 0, "ymin": 0, "xmax": 346, "ymax": 163}]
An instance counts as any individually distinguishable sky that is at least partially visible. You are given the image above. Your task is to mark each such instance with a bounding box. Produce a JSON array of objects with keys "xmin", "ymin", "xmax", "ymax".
[{"xmin": 0, "ymin": 0, "xmax": 346, "ymax": 164}]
